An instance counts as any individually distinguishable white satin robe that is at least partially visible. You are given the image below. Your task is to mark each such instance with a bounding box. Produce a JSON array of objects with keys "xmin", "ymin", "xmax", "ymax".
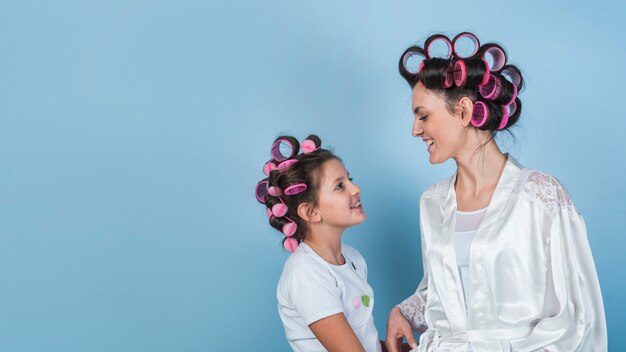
[{"xmin": 400, "ymin": 156, "xmax": 607, "ymax": 351}]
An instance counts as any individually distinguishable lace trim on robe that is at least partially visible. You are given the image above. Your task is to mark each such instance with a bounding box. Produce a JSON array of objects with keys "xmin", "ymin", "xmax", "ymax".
[{"xmin": 397, "ymin": 294, "xmax": 428, "ymax": 333}]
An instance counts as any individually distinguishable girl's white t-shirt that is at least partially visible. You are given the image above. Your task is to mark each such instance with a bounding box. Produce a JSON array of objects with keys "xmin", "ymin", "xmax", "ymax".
[{"xmin": 277, "ymin": 243, "xmax": 382, "ymax": 352}]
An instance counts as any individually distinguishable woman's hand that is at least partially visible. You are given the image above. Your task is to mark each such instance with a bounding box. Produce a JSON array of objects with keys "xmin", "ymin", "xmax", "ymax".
[{"xmin": 385, "ymin": 306, "xmax": 417, "ymax": 352}]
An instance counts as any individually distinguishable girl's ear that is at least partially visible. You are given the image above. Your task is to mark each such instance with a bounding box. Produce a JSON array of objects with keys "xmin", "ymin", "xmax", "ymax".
[
  {"xmin": 458, "ymin": 96, "xmax": 474, "ymax": 127},
  {"xmin": 297, "ymin": 202, "xmax": 321, "ymax": 223}
]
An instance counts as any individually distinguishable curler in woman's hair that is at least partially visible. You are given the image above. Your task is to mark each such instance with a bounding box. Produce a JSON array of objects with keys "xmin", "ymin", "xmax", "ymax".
[
  {"xmin": 471, "ymin": 101, "xmax": 489, "ymax": 128},
  {"xmin": 425, "ymin": 34, "xmax": 452, "ymax": 59},
  {"xmin": 271, "ymin": 137, "xmax": 299, "ymax": 162},
  {"xmin": 452, "ymin": 32, "xmax": 480, "ymax": 58},
  {"xmin": 443, "ymin": 62, "xmax": 454, "ymax": 88},
  {"xmin": 401, "ymin": 47, "xmax": 427, "ymax": 75},
  {"xmin": 506, "ymin": 83, "xmax": 518, "ymax": 106},
  {"xmin": 498, "ymin": 105, "xmax": 510, "ymax": 130},
  {"xmin": 481, "ymin": 44, "xmax": 507, "ymax": 72},
  {"xmin": 266, "ymin": 208, "xmax": 273, "ymax": 218},
  {"xmin": 479, "ymin": 74, "xmax": 503, "ymax": 100},
  {"xmin": 501, "ymin": 66, "xmax": 522, "ymax": 87},
  {"xmin": 256, "ymin": 179, "xmax": 269, "ymax": 203},
  {"xmin": 454, "ymin": 59, "xmax": 489, "ymax": 87}
]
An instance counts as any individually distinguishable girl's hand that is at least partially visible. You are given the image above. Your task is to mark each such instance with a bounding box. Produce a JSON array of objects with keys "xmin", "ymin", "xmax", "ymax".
[{"xmin": 385, "ymin": 307, "xmax": 417, "ymax": 352}]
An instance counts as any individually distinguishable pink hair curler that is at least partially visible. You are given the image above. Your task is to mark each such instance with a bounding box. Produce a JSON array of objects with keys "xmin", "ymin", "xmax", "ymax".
[
  {"xmin": 263, "ymin": 161, "xmax": 277, "ymax": 176},
  {"xmin": 482, "ymin": 44, "xmax": 507, "ymax": 72},
  {"xmin": 282, "ymin": 217, "xmax": 297, "ymax": 237},
  {"xmin": 479, "ymin": 74, "xmax": 502, "ymax": 100},
  {"xmin": 443, "ymin": 62, "xmax": 454, "ymax": 88},
  {"xmin": 283, "ymin": 237, "xmax": 298, "ymax": 252},
  {"xmin": 284, "ymin": 183, "xmax": 307, "ymax": 195},
  {"xmin": 505, "ymin": 99, "xmax": 517, "ymax": 116},
  {"xmin": 271, "ymin": 138, "xmax": 298, "ymax": 162},
  {"xmin": 452, "ymin": 32, "xmax": 480, "ymax": 58},
  {"xmin": 471, "ymin": 101, "xmax": 489, "ymax": 128},
  {"xmin": 255, "ymin": 180, "xmax": 269, "ymax": 203},
  {"xmin": 453, "ymin": 60, "xmax": 467, "ymax": 86},
  {"xmin": 277, "ymin": 159, "xmax": 298, "ymax": 171},
  {"xmin": 266, "ymin": 208, "xmax": 273, "ymax": 218},
  {"xmin": 425, "ymin": 34, "xmax": 452, "ymax": 59},
  {"xmin": 268, "ymin": 185, "xmax": 283, "ymax": 197},
  {"xmin": 501, "ymin": 67, "xmax": 522, "ymax": 87},
  {"xmin": 401, "ymin": 48, "xmax": 427, "ymax": 74},
  {"xmin": 272, "ymin": 199, "xmax": 288, "ymax": 217},
  {"xmin": 301, "ymin": 139, "xmax": 319, "ymax": 154},
  {"xmin": 506, "ymin": 83, "xmax": 518, "ymax": 106},
  {"xmin": 498, "ymin": 105, "xmax": 509, "ymax": 130}
]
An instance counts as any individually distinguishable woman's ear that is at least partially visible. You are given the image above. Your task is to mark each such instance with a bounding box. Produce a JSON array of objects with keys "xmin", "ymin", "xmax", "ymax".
[
  {"xmin": 297, "ymin": 203, "xmax": 321, "ymax": 223},
  {"xmin": 458, "ymin": 96, "xmax": 474, "ymax": 127}
]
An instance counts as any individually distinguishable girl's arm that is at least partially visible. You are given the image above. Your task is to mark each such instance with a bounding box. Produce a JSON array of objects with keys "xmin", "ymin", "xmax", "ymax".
[{"xmin": 309, "ymin": 312, "xmax": 365, "ymax": 352}]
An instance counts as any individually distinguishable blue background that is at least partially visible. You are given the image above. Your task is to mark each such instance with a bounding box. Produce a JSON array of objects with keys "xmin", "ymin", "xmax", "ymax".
[{"xmin": 1, "ymin": 0, "xmax": 624, "ymax": 351}]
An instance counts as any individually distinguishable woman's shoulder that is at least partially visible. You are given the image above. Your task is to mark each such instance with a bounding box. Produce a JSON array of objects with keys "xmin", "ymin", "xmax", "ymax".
[
  {"xmin": 512, "ymin": 167, "xmax": 576, "ymax": 215},
  {"xmin": 420, "ymin": 175, "xmax": 455, "ymax": 201}
]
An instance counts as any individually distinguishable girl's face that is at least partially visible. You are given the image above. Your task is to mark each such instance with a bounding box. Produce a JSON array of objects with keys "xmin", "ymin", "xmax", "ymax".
[
  {"xmin": 314, "ymin": 159, "xmax": 365, "ymax": 229},
  {"xmin": 411, "ymin": 83, "xmax": 467, "ymax": 164}
]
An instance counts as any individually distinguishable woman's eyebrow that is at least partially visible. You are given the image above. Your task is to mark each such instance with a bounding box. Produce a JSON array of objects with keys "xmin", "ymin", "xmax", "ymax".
[{"xmin": 413, "ymin": 106, "xmax": 424, "ymax": 115}]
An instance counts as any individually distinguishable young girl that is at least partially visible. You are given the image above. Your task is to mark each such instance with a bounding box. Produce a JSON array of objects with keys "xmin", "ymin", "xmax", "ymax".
[{"xmin": 255, "ymin": 134, "xmax": 383, "ymax": 352}]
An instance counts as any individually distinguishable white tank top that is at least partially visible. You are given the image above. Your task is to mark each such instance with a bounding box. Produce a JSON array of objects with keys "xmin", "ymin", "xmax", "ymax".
[{"xmin": 454, "ymin": 207, "xmax": 487, "ymax": 303}]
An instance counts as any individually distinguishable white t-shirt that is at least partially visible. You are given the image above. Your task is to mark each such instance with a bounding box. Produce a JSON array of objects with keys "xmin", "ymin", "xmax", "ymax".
[{"xmin": 277, "ymin": 243, "xmax": 382, "ymax": 352}]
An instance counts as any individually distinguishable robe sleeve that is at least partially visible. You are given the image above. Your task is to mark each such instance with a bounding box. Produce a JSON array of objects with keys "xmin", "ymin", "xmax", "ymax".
[
  {"xmin": 511, "ymin": 205, "xmax": 607, "ymax": 351},
  {"xmin": 396, "ymin": 216, "xmax": 429, "ymax": 333}
]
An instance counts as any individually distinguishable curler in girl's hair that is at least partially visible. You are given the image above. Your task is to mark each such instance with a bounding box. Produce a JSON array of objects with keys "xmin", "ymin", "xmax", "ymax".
[
  {"xmin": 256, "ymin": 179, "xmax": 269, "ymax": 203},
  {"xmin": 454, "ymin": 59, "xmax": 489, "ymax": 87},
  {"xmin": 282, "ymin": 217, "xmax": 297, "ymax": 237},
  {"xmin": 271, "ymin": 137, "xmax": 299, "ymax": 162},
  {"xmin": 284, "ymin": 183, "xmax": 307, "ymax": 195},
  {"xmin": 277, "ymin": 159, "xmax": 298, "ymax": 171},
  {"xmin": 452, "ymin": 32, "xmax": 481, "ymax": 58},
  {"xmin": 425, "ymin": 34, "xmax": 452, "ymax": 59},
  {"xmin": 471, "ymin": 101, "xmax": 489, "ymax": 128},
  {"xmin": 481, "ymin": 44, "xmax": 507, "ymax": 72},
  {"xmin": 283, "ymin": 237, "xmax": 298, "ymax": 252},
  {"xmin": 272, "ymin": 198, "xmax": 288, "ymax": 217},
  {"xmin": 263, "ymin": 161, "xmax": 277, "ymax": 176}
]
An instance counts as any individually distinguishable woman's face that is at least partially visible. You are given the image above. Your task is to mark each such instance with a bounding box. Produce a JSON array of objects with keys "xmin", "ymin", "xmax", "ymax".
[
  {"xmin": 411, "ymin": 83, "xmax": 466, "ymax": 164},
  {"xmin": 314, "ymin": 159, "xmax": 365, "ymax": 229}
]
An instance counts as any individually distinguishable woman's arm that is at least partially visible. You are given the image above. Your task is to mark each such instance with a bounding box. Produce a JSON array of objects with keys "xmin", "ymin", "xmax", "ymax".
[{"xmin": 309, "ymin": 313, "xmax": 365, "ymax": 352}]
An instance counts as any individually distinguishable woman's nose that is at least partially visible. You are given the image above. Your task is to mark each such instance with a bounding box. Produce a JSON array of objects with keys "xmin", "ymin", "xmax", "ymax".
[{"xmin": 412, "ymin": 118, "xmax": 423, "ymax": 137}]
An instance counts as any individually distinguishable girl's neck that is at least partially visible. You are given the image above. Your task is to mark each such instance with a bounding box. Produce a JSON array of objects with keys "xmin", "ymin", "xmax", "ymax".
[{"xmin": 304, "ymin": 228, "xmax": 345, "ymax": 265}]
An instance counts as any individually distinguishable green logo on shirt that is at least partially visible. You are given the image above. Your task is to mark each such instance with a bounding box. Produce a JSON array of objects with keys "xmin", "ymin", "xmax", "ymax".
[{"xmin": 361, "ymin": 295, "xmax": 370, "ymax": 307}]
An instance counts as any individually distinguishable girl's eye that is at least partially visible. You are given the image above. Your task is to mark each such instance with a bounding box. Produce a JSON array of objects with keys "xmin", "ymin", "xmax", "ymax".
[
  {"xmin": 419, "ymin": 115, "xmax": 428, "ymax": 121},
  {"xmin": 335, "ymin": 182, "xmax": 344, "ymax": 190}
]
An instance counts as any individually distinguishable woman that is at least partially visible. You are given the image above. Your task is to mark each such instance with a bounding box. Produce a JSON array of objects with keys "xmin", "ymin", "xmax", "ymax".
[{"xmin": 385, "ymin": 33, "xmax": 607, "ymax": 352}]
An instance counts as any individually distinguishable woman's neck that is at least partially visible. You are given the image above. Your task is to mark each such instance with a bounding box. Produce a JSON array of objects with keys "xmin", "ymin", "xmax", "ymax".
[{"xmin": 453, "ymin": 138, "xmax": 507, "ymax": 209}]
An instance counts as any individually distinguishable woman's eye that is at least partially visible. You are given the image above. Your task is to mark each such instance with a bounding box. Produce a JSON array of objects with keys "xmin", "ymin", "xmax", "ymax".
[{"xmin": 419, "ymin": 115, "xmax": 428, "ymax": 121}]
